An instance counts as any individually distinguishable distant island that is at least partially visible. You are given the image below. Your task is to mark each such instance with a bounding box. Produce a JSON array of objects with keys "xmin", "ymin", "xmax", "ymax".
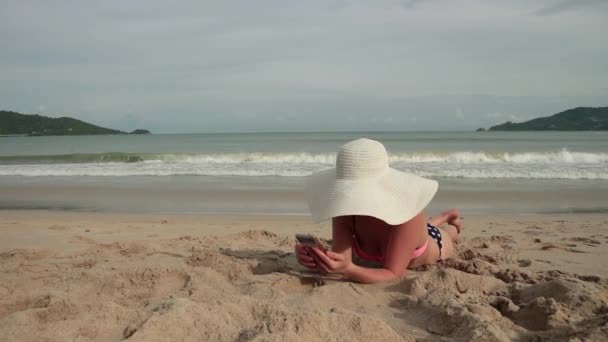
[
  {"xmin": 0, "ymin": 110, "xmax": 151, "ymax": 136},
  {"xmin": 129, "ymin": 129, "xmax": 151, "ymax": 135},
  {"xmin": 479, "ymin": 107, "xmax": 608, "ymax": 131}
]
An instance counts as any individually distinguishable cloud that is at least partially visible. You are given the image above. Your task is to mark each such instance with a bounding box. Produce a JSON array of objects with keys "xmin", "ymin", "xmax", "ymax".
[
  {"xmin": 485, "ymin": 112, "xmax": 504, "ymax": 119},
  {"xmin": 534, "ymin": 0, "xmax": 608, "ymax": 16},
  {"xmin": 0, "ymin": 1, "xmax": 607, "ymax": 132},
  {"xmin": 509, "ymin": 114, "xmax": 523, "ymax": 122},
  {"xmin": 403, "ymin": 0, "xmax": 436, "ymax": 9},
  {"xmin": 456, "ymin": 108, "xmax": 465, "ymax": 121}
]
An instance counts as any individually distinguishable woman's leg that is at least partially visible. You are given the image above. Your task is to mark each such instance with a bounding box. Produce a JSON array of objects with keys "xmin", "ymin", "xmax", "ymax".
[
  {"xmin": 428, "ymin": 208, "xmax": 462, "ymax": 240},
  {"xmin": 428, "ymin": 209, "xmax": 461, "ymax": 229},
  {"xmin": 408, "ymin": 209, "xmax": 462, "ymax": 268},
  {"xmin": 408, "ymin": 226, "xmax": 456, "ymax": 268}
]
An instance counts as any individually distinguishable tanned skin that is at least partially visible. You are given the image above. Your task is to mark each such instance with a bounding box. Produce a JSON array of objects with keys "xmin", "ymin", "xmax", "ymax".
[{"xmin": 295, "ymin": 209, "xmax": 462, "ymax": 284}]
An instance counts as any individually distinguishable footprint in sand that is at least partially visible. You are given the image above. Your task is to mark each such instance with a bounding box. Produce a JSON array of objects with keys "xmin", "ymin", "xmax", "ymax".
[
  {"xmin": 540, "ymin": 243, "xmax": 588, "ymax": 254},
  {"xmin": 567, "ymin": 237, "xmax": 601, "ymax": 246},
  {"xmin": 70, "ymin": 235, "xmax": 97, "ymax": 244},
  {"xmin": 565, "ymin": 248, "xmax": 588, "ymax": 254},
  {"xmin": 48, "ymin": 225, "xmax": 70, "ymax": 231},
  {"xmin": 541, "ymin": 243, "xmax": 557, "ymax": 250},
  {"xmin": 517, "ymin": 259, "xmax": 532, "ymax": 267},
  {"xmin": 72, "ymin": 259, "xmax": 97, "ymax": 269}
]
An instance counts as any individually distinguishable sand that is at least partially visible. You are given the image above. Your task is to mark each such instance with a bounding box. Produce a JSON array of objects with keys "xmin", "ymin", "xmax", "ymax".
[{"xmin": 1, "ymin": 210, "xmax": 608, "ymax": 341}]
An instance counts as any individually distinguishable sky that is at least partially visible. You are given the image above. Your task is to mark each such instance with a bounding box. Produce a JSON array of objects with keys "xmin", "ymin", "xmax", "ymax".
[{"xmin": 1, "ymin": 0, "xmax": 607, "ymax": 133}]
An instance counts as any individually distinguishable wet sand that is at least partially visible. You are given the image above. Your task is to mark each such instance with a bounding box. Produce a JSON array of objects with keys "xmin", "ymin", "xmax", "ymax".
[{"xmin": 2, "ymin": 175, "xmax": 608, "ymax": 215}]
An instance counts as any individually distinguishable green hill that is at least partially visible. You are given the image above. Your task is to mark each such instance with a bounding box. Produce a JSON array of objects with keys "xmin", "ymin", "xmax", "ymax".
[
  {"xmin": 0, "ymin": 110, "xmax": 149, "ymax": 136},
  {"xmin": 488, "ymin": 107, "xmax": 608, "ymax": 131}
]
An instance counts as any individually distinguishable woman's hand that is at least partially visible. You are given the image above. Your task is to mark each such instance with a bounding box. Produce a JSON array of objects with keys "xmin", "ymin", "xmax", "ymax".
[
  {"xmin": 310, "ymin": 247, "xmax": 353, "ymax": 275},
  {"xmin": 295, "ymin": 243, "xmax": 317, "ymax": 269}
]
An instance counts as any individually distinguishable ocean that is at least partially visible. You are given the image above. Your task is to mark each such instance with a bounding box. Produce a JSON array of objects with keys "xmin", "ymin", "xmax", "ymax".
[
  {"xmin": 2, "ymin": 131, "xmax": 608, "ymax": 179},
  {"xmin": 1, "ymin": 131, "xmax": 607, "ymax": 215}
]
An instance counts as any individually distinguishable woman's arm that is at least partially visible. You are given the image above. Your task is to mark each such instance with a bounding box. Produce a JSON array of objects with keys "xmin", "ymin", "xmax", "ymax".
[
  {"xmin": 345, "ymin": 213, "xmax": 426, "ymax": 283},
  {"xmin": 308, "ymin": 216, "xmax": 354, "ymax": 272},
  {"xmin": 330, "ymin": 216, "xmax": 354, "ymax": 257},
  {"xmin": 312, "ymin": 213, "xmax": 427, "ymax": 284}
]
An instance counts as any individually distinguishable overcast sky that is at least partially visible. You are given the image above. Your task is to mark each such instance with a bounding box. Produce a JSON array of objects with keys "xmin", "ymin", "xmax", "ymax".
[{"xmin": 1, "ymin": 0, "xmax": 607, "ymax": 133}]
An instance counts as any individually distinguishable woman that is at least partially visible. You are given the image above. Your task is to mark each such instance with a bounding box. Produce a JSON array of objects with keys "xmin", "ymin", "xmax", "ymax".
[{"xmin": 296, "ymin": 138, "xmax": 462, "ymax": 284}]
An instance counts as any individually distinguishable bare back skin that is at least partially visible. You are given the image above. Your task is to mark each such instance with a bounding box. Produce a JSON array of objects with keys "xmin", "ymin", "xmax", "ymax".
[{"xmin": 349, "ymin": 209, "xmax": 461, "ymax": 269}]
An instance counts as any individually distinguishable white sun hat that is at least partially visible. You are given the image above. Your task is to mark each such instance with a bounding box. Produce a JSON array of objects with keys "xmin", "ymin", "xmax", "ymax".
[{"xmin": 305, "ymin": 138, "xmax": 438, "ymax": 225}]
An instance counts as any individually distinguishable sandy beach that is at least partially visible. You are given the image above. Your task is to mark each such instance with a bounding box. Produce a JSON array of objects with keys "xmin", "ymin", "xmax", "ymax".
[
  {"xmin": 1, "ymin": 210, "xmax": 607, "ymax": 341},
  {"xmin": 3, "ymin": 0, "xmax": 608, "ymax": 340}
]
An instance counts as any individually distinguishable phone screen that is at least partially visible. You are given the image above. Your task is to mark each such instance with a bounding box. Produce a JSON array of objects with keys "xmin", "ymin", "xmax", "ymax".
[{"xmin": 295, "ymin": 234, "xmax": 326, "ymax": 252}]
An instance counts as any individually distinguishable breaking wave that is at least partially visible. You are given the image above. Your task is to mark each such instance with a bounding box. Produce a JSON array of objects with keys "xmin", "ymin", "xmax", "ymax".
[{"xmin": 0, "ymin": 149, "xmax": 606, "ymax": 179}]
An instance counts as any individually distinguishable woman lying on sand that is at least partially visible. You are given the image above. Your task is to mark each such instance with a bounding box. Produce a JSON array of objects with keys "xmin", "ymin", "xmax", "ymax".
[{"xmin": 296, "ymin": 138, "xmax": 462, "ymax": 284}]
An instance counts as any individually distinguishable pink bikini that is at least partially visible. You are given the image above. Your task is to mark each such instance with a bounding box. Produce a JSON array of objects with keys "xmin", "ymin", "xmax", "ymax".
[{"xmin": 351, "ymin": 217, "xmax": 430, "ymax": 262}]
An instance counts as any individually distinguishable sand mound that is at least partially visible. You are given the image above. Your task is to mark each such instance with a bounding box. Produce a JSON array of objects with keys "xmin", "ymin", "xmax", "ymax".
[
  {"xmin": 124, "ymin": 298, "xmax": 408, "ymax": 342},
  {"xmin": 1, "ymin": 226, "xmax": 608, "ymax": 341},
  {"xmin": 398, "ymin": 234, "xmax": 608, "ymax": 341}
]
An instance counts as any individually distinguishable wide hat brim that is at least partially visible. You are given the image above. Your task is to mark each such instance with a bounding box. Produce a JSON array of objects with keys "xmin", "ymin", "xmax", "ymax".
[{"xmin": 305, "ymin": 168, "xmax": 438, "ymax": 225}]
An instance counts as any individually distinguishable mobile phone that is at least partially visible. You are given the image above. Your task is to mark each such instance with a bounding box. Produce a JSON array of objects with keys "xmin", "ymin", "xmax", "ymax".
[{"xmin": 295, "ymin": 234, "xmax": 327, "ymax": 252}]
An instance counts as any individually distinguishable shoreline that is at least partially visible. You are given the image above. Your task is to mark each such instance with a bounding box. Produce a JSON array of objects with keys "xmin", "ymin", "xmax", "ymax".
[{"xmin": 2, "ymin": 175, "xmax": 608, "ymax": 216}]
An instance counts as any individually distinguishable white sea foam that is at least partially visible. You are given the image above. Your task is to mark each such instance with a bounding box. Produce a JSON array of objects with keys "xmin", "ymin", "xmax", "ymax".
[
  {"xmin": 0, "ymin": 149, "xmax": 606, "ymax": 179},
  {"xmin": 148, "ymin": 149, "xmax": 608, "ymax": 165}
]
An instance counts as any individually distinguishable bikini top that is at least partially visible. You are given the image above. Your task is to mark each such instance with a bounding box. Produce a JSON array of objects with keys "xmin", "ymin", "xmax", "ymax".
[{"xmin": 352, "ymin": 217, "xmax": 384, "ymax": 262}]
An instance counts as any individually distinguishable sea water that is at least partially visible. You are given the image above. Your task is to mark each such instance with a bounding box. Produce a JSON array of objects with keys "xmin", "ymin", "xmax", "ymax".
[
  {"xmin": 1, "ymin": 131, "xmax": 607, "ymax": 179},
  {"xmin": 1, "ymin": 131, "xmax": 607, "ymax": 214}
]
